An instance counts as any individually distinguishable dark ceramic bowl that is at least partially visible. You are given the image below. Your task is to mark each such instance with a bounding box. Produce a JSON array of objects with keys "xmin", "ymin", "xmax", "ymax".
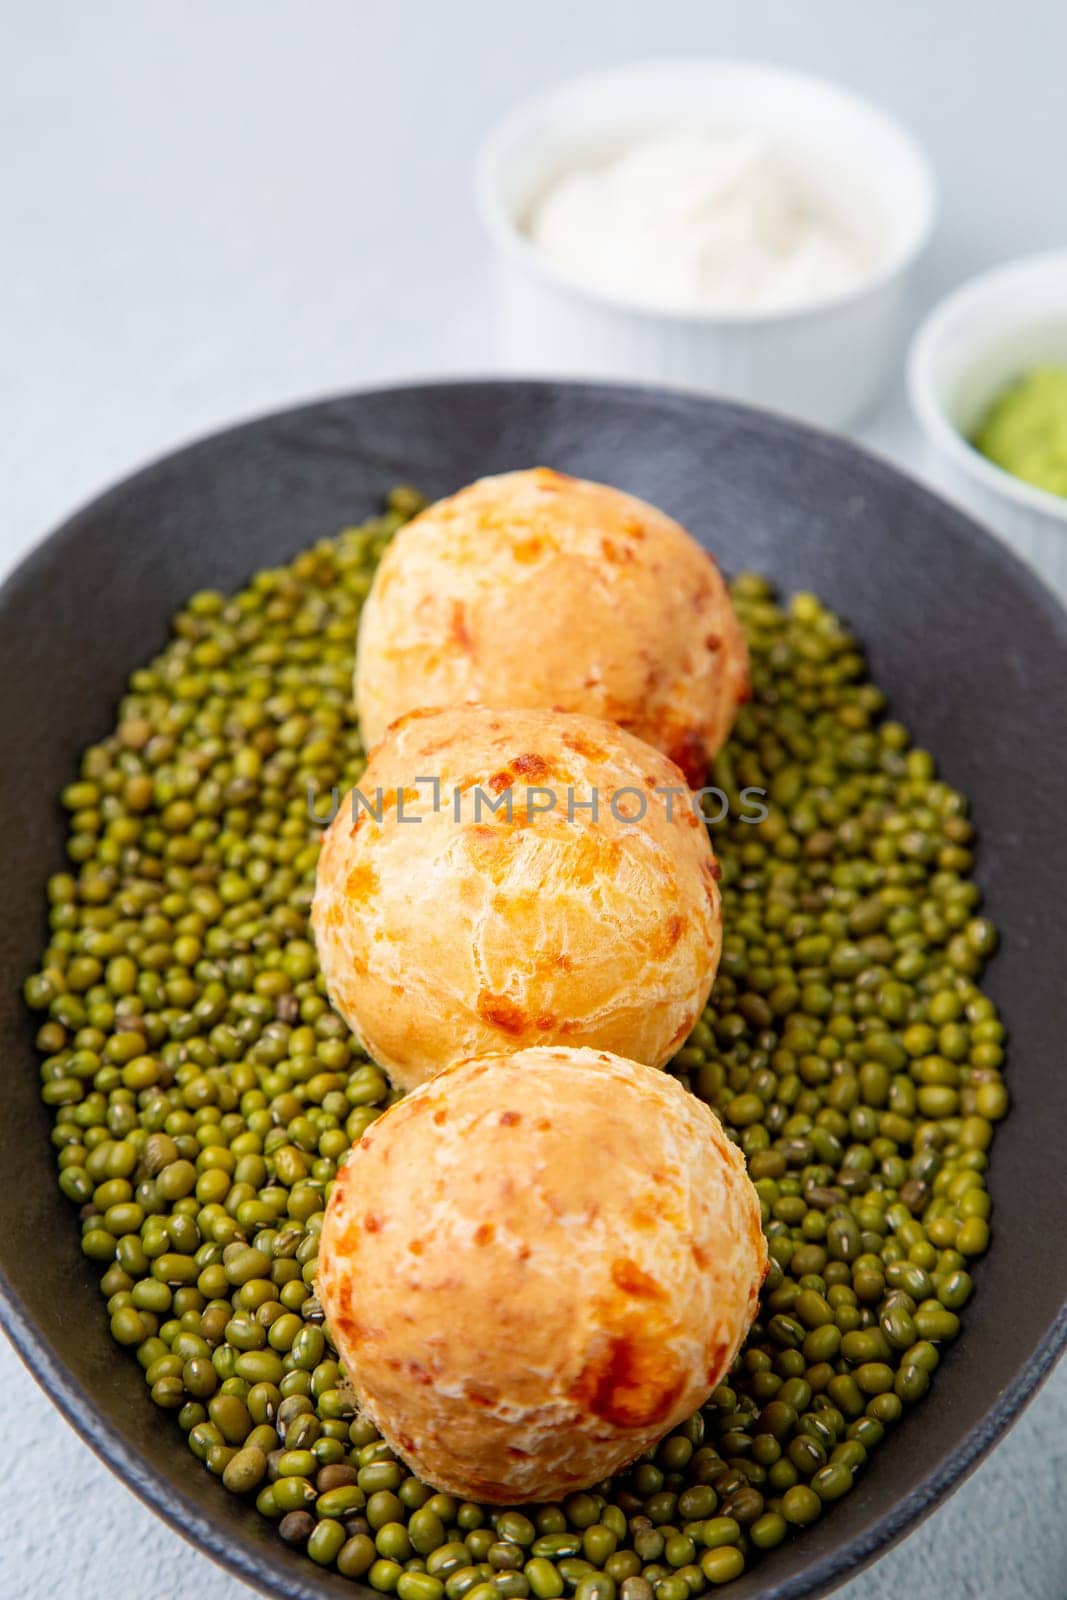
[{"xmin": 1, "ymin": 381, "xmax": 1065, "ymax": 1600}]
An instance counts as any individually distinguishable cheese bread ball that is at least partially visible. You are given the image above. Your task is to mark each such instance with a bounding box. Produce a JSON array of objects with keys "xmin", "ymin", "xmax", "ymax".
[
  {"xmin": 311, "ymin": 704, "xmax": 722, "ymax": 1090},
  {"xmin": 318, "ymin": 1047, "xmax": 768, "ymax": 1503},
  {"xmin": 355, "ymin": 468, "xmax": 748, "ymax": 785}
]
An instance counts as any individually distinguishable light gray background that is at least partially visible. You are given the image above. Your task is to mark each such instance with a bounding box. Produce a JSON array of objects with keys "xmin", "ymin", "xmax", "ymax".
[{"xmin": 3, "ymin": 3, "xmax": 1065, "ymax": 1597}]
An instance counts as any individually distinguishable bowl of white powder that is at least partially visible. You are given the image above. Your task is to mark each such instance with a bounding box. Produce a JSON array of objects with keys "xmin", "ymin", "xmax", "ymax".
[{"xmin": 476, "ymin": 61, "xmax": 936, "ymax": 428}]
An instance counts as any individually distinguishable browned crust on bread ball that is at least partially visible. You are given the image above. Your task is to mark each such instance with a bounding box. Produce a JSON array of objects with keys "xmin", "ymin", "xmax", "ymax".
[
  {"xmin": 317, "ymin": 1048, "xmax": 768, "ymax": 1501},
  {"xmin": 355, "ymin": 470, "xmax": 749, "ymax": 783},
  {"xmin": 311, "ymin": 705, "xmax": 723, "ymax": 1089}
]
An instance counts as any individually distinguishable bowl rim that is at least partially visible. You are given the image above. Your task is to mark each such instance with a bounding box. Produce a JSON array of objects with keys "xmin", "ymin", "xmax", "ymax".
[
  {"xmin": 908, "ymin": 248, "xmax": 1067, "ymax": 525},
  {"xmin": 1, "ymin": 376, "xmax": 1066, "ymax": 1600},
  {"xmin": 475, "ymin": 57, "xmax": 939, "ymax": 328}
]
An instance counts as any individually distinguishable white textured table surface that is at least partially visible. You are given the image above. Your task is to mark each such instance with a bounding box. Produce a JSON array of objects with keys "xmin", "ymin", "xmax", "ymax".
[{"xmin": 3, "ymin": 4, "xmax": 1065, "ymax": 1598}]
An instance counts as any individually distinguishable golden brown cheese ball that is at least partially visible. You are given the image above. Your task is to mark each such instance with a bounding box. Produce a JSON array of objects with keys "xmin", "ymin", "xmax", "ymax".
[
  {"xmin": 318, "ymin": 1047, "xmax": 768, "ymax": 1503},
  {"xmin": 311, "ymin": 704, "xmax": 722, "ymax": 1090},
  {"xmin": 355, "ymin": 468, "xmax": 748, "ymax": 785}
]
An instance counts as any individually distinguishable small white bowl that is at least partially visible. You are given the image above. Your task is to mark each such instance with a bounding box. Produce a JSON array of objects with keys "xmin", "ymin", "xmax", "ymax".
[
  {"xmin": 476, "ymin": 60, "xmax": 937, "ymax": 430},
  {"xmin": 908, "ymin": 250, "xmax": 1067, "ymax": 600}
]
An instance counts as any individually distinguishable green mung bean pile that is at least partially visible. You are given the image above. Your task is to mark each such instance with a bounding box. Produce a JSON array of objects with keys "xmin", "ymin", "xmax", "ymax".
[{"xmin": 25, "ymin": 488, "xmax": 1007, "ymax": 1592}]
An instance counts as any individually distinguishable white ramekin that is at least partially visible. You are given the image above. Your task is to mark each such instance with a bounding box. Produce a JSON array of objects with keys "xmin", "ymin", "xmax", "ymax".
[
  {"xmin": 476, "ymin": 61, "xmax": 937, "ymax": 430},
  {"xmin": 908, "ymin": 250, "xmax": 1067, "ymax": 601}
]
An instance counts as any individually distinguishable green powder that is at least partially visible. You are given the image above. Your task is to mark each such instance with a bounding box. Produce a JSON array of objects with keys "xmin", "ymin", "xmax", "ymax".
[{"xmin": 973, "ymin": 364, "xmax": 1067, "ymax": 498}]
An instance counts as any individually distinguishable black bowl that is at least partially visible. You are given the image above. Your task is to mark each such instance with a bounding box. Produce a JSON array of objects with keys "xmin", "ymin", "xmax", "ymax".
[{"xmin": 1, "ymin": 381, "xmax": 1065, "ymax": 1600}]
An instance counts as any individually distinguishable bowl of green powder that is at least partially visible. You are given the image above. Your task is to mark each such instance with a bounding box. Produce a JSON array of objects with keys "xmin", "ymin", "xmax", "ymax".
[{"xmin": 909, "ymin": 250, "xmax": 1067, "ymax": 601}]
